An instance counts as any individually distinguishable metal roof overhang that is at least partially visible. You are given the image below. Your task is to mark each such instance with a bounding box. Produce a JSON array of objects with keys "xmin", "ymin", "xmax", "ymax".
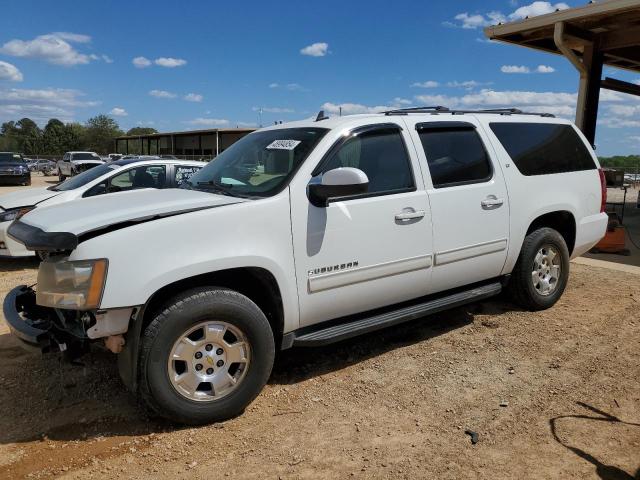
[
  {"xmin": 484, "ymin": 0, "xmax": 640, "ymax": 144},
  {"xmin": 484, "ymin": 0, "xmax": 640, "ymax": 73}
]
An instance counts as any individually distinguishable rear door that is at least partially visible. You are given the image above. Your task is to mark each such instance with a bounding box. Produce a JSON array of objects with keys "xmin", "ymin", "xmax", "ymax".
[{"xmin": 405, "ymin": 117, "xmax": 510, "ymax": 293}]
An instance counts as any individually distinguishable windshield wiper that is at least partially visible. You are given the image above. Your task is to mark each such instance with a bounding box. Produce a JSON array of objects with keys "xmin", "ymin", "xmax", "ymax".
[{"xmin": 195, "ymin": 180, "xmax": 236, "ymax": 196}]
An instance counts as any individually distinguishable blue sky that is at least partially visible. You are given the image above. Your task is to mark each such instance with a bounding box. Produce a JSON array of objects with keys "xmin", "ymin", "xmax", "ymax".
[{"xmin": 0, "ymin": 0, "xmax": 638, "ymax": 156}]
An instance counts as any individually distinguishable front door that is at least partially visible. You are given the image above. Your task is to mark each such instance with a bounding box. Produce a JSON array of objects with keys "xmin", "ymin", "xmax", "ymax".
[{"xmin": 290, "ymin": 122, "xmax": 433, "ymax": 327}]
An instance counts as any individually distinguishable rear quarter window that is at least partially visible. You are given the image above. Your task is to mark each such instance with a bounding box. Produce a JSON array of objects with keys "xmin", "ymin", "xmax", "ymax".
[{"xmin": 489, "ymin": 123, "xmax": 596, "ymax": 176}]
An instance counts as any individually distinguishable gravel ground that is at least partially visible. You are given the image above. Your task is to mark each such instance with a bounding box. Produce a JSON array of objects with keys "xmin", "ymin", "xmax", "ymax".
[{"xmin": 0, "ymin": 176, "xmax": 639, "ymax": 479}]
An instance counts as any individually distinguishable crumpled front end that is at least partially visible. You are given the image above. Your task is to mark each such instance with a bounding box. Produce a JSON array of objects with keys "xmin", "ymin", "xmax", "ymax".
[{"xmin": 3, "ymin": 284, "xmax": 136, "ymax": 358}]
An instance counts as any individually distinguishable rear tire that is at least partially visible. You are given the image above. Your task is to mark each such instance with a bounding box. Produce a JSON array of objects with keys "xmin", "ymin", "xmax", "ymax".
[
  {"xmin": 139, "ymin": 287, "xmax": 275, "ymax": 425},
  {"xmin": 58, "ymin": 172, "xmax": 66, "ymax": 181},
  {"xmin": 508, "ymin": 227, "xmax": 570, "ymax": 311}
]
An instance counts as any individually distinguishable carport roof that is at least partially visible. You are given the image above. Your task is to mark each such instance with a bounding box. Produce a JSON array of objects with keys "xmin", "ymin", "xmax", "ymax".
[{"xmin": 484, "ymin": 0, "xmax": 640, "ymax": 73}]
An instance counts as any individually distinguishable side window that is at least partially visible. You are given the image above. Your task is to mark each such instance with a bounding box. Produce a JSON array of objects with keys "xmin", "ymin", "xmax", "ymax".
[
  {"xmin": 174, "ymin": 165, "xmax": 202, "ymax": 187},
  {"xmin": 320, "ymin": 128, "xmax": 414, "ymax": 195},
  {"xmin": 489, "ymin": 123, "xmax": 596, "ymax": 176},
  {"xmin": 417, "ymin": 126, "xmax": 492, "ymax": 188},
  {"xmin": 108, "ymin": 165, "xmax": 166, "ymax": 192}
]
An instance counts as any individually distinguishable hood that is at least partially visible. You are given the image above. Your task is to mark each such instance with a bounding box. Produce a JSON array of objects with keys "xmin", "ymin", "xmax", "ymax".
[
  {"xmin": 0, "ymin": 187, "xmax": 59, "ymax": 211},
  {"xmin": 18, "ymin": 188, "xmax": 247, "ymax": 236},
  {"xmin": 71, "ymin": 160, "xmax": 104, "ymax": 165},
  {"xmin": 0, "ymin": 161, "xmax": 29, "ymax": 168}
]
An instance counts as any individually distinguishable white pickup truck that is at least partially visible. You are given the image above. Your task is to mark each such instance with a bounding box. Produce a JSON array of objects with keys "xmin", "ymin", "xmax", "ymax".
[
  {"xmin": 4, "ymin": 108, "xmax": 608, "ymax": 424},
  {"xmin": 57, "ymin": 151, "xmax": 104, "ymax": 181}
]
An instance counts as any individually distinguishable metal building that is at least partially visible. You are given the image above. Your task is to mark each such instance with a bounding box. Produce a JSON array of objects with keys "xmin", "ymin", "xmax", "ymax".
[
  {"xmin": 485, "ymin": 0, "xmax": 640, "ymax": 145},
  {"xmin": 114, "ymin": 128, "xmax": 255, "ymax": 158}
]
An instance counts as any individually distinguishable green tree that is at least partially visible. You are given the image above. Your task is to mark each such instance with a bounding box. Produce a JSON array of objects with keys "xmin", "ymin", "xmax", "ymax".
[
  {"xmin": 84, "ymin": 115, "xmax": 123, "ymax": 154},
  {"xmin": 126, "ymin": 127, "xmax": 157, "ymax": 136},
  {"xmin": 42, "ymin": 119, "xmax": 66, "ymax": 154}
]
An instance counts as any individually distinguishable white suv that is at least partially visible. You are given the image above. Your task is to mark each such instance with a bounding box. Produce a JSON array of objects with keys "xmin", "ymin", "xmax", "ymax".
[{"xmin": 4, "ymin": 108, "xmax": 608, "ymax": 424}]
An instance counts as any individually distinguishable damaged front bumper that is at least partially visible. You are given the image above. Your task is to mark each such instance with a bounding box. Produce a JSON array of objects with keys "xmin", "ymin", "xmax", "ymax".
[
  {"xmin": 3, "ymin": 285, "xmax": 56, "ymax": 352},
  {"xmin": 3, "ymin": 285, "xmax": 136, "ymax": 355}
]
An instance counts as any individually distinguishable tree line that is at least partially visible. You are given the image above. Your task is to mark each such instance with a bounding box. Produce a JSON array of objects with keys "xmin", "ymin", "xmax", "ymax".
[
  {"xmin": 598, "ymin": 155, "xmax": 640, "ymax": 169},
  {"xmin": 0, "ymin": 115, "xmax": 157, "ymax": 156}
]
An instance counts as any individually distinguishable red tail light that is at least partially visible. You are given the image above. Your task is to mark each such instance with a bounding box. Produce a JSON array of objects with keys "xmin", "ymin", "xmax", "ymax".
[{"xmin": 598, "ymin": 168, "xmax": 607, "ymax": 213}]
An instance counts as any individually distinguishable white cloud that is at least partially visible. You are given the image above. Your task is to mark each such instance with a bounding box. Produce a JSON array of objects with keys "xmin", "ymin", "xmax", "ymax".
[
  {"xmin": 0, "ymin": 61, "xmax": 23, "ymax": 82},
  {"xmin": 101, "ymin": 55, "xmax": 114, "ymax": 64},
  {"xmin": 186, "ymin": 117, "xmax": 230, "ymax": 126},
  {"xmin": 300, "ymin": 42, "xmax": 329, "ymax": 57},
  {"xmin": 132, "ymin": 56, "xmax": 151, "ymax": 68},
  {"xmin": 0, "ymin": 32, "xmax": 97, "ymax": 66},
  {"xmin": 450, "ymin": 2, "xmax": 569, "ymax": 29},
  {"xmin": 52, "ymin": 32, "xmax": 91, "ymax": 43},
  {"xmin": 392, "ymin": 97, "xmax": 412, "ymax": 106},
  {"xmin": 536, "ymin": 65, "xmax": 555, "ymax": 73},
  {"xmin": 149, "ymin": 89, "xmax": 177, "ymax": 99},
  {"xmin": 109, "ymin": 107, "xmax": 127, "ymax": 116},
  {"xmin": 184, "ymin": 93, "xmax": 203, "ymax": 102},
  {"xmin": 0, "ymin": 87, "xmax": 98, "ymax": 123},
  {"xmin": 269, "ymin": 82, "xmax": 306, "ymax": 91},
  {"xmin": 446, "ymin": 80, "xmax": 492, "ymax": 89},
  {"xmin": 501, "ymin": 65, "xmax": 531, "ymax": 73},
  {"xmin": 411, "ymin": 81, "xmax": 440, "ymax": 88},
  {"xmin": 252, "ymin": 106, "xmax": 295, "ymax": 113},
  {"xmin": 509, "ymin": 2, "xmax": 569, "ymax": 20},
  {"xmin": 606, "ymin": 104, "xmax": 640, "ymax": 118},
  {"xmin": 154, "ymin": 57, "xmax": 187, "ymax": 68},
  {"xmin": 320, "ymin": 102, "xmax": 390, "ymax": 115}
]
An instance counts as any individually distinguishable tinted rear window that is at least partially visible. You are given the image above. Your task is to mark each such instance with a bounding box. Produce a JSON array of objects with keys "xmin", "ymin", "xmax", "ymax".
[
  {"xmin": 489, "ymin": 123, "xmax": 596, "ymax": 176},
  {"xmin": 417, "ymin": 127, "xmax": 492, "ymax": 188}
]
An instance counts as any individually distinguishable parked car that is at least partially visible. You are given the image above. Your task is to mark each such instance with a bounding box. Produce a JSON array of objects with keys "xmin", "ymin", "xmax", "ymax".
[
  {"xmin": 0, "ymin": 152, "xmax": 31, "ymax": 186},
  {"xmin": 4, "ymin": 108, "xmax": 608, "ymax": 424},
  {"xmin": 0, "ymin": 158, "xmax": 203, "ymax": 257},
  {"xmin": 28, "ymin": 159, "xmax": 57, "ymax": 176},
  {"xmin": 57, "ymin": 151, "xmax": 104, "ymax": 181},
  {"xmin": 106, "ymin": 153, "xmax": 123, "ymax": 162}
]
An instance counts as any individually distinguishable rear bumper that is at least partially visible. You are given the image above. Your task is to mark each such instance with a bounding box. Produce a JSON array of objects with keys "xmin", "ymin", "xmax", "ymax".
[
  {"xmin": 3, "ymin": 285, "xmax": 52, "ymax": 351},
  {"xmin": 572, "ymin": 212, "xmax": 609, "ymax": 258}
]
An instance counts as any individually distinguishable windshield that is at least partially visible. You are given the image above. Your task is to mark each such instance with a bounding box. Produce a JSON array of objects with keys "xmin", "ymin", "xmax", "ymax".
[
  {"xmin": 184, "ymin": 128, "xmax": 328, "ymax": 197},
  {"xmin": 49, "ymin": 163, "xmax": 119, "ymax": 191},
  {"xmin": 0, "ymin": 153, "xmax": 24, "ymax": 163},
  {"xmin": 72, "ymin": 153, "xmax": 100, "ymax": 160}
]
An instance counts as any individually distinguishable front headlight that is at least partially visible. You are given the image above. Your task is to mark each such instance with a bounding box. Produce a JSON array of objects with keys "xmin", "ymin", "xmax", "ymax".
[
  {"xmin": 0, "ymin": 206, "xmax": 34, "ymax": 223},
  {"xmin": 37, "ymin": 258, "xmax": 108, "ymax": 310}
]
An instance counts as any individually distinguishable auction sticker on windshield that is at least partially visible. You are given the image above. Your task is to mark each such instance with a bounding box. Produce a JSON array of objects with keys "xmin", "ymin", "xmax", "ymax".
[{"xmin": 266, "ymin": 140, "xmax": 301, "ymax": 150}]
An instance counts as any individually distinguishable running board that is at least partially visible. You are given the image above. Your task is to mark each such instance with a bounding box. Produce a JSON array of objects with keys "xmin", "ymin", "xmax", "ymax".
[{"xmin": 288, "ymin": 282, "xmax": 502, "ymax": 348}]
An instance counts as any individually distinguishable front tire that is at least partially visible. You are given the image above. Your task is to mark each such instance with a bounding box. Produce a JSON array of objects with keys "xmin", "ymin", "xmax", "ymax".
[
  {"xmin": 139, "ymin": 288, "xmax": 275, "ymax": 425},
  {"xmin": 508, "ymin": 227, "xmax": 570, "ymax": 311}
]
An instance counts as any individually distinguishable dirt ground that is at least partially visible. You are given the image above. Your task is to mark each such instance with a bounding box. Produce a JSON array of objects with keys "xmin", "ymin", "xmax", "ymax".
[{"xmin": 0, "ymin": 176, "xmax": 639, "ymax": 479}]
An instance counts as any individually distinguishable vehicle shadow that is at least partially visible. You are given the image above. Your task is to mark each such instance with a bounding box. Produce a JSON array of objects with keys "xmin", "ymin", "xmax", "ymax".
[
  {"xmin": 549, "ymin": 402, "xmax": 640, "ymax": 480},
  {"xmin": 270, "ymin": 300, "xmax": 499, "ymax": 385},
  {"xmin": 0, "ymin": 256, "xmax": 39, "ymax": 271},
  {"xmin": 0, "ymin": 298, "xmax": 512, "ymax": 448}
]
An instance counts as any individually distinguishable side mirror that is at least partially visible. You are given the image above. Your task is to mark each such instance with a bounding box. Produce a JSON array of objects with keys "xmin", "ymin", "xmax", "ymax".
[{"xmin": 308, "ymin": 167, "xmax": 369, "ymax": 207}]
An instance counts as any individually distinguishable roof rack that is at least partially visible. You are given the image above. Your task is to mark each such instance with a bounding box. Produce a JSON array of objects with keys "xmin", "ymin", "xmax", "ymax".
[
  {"xmin": 384, "ymin": 106, "xmax": 555, "ymax": 118},
  {"xmin": 384, "ymin": 106, "xmax": 450, "ymax": 115}
]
